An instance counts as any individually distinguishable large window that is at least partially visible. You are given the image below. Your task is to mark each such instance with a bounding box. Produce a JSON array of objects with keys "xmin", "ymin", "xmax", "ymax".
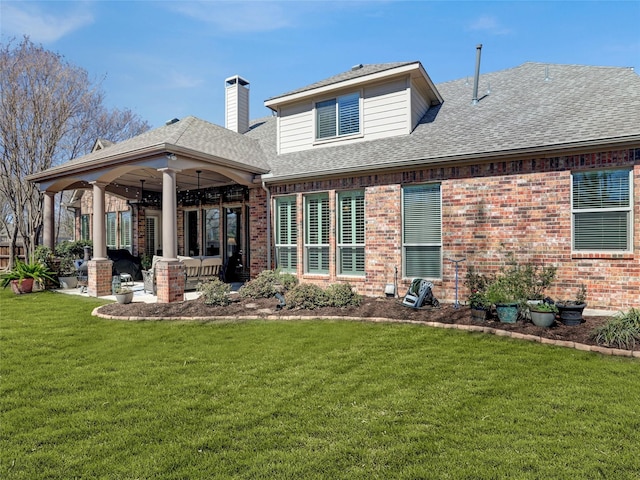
[
  {"xmin": 402, "ymin": 184, "xmax": 442, "ymax": 279},
  {"xmin": 337, "ymin": 190, "xmax": 365, "ymax": 276},
  {"xmin": 275, "ymin": 196, "xmax": 297, "ymax": 273},
  {"xmin": 106, "ymin": 212, "xmax": 117, "ymax": 250},
  {"xmin": 204, "ymin": 208, "xmax": 220, "ymax": 257},
  {"xmin": 119, "ymin": 211, "xmax": 132, "ymax": 253},
  {"xmin": 316, "ymin": 93, "xmax": 360, "ymax": 140},
  {"xmin": 80, "ymin": 214, "xmax": 90, "ymax": 241},
  {"xmin": 572, "ymin": 169, "xmax": 632, "ymax": 251},
  {"xmin": 304, "ymin": 193, "xmax": 330, "ymax": 274}
]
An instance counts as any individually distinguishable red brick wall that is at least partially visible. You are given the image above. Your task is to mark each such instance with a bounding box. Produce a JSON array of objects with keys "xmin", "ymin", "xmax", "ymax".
[{"xmin": 266, "ymin": 148, "xmax": 640, "ymax": 311}]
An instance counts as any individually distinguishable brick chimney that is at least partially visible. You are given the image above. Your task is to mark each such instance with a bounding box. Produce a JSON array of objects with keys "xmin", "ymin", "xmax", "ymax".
[{"xmin": 225, "ymin": 75, "xmax": 250, "ymax": 133}]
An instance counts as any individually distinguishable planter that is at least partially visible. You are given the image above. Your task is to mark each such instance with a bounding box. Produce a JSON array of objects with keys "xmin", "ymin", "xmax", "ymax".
[
  {"xmin": 530, "ymin": 310, "xmax": 556, "ymax": 328},
  {"xmin": 115, "ymin": 291, "xmax": 134, "ymax": 304},
  {"xmin": 495, "ymin": 302, "xmax": 519, "ymax": 324},
  {"xmin": 471, "ymin": 307, "xmax": 488, "ymax": 322},
  {"xmin": 557, "ymin": 303, "xmax": 586, "ymax": 326},
  {"xmin": 58, "ymin": 276, "xmax": 78, "ymax": 289},
  {"xmin": 10, "ymin": 278, "xmax": 34, "ymax": 294}
]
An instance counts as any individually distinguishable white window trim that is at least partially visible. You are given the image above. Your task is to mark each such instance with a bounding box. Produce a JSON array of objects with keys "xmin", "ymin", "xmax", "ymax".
[
  {"xmin": 571, "ymin": 168, "xmax": 633, "ymax": 253},
  {"xmin": 312, "ymin": 90, "xmax": 363, "ymax": 144}
]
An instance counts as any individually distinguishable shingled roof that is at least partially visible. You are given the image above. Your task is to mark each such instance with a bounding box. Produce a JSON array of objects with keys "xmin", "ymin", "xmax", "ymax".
[{"xmin": 249, "ymin": 62, "xmax": 640, "ymax": 182}]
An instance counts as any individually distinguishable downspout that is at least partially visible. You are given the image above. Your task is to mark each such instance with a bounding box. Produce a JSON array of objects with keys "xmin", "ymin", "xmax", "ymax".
[{"xmin": 261, "ymin": 180, "xmax": 272, "ymax": 270}]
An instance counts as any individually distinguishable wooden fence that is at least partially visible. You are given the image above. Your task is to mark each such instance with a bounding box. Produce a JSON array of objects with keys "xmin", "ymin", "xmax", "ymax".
[{"xmin": 0, "ymin": 243, "xmax": 25, "ymax": 270}]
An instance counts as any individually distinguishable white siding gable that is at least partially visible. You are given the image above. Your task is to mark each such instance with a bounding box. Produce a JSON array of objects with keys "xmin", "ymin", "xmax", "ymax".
[{"xmin": 363, "ymin": 77, "xmax": 410, "ymax": 140}]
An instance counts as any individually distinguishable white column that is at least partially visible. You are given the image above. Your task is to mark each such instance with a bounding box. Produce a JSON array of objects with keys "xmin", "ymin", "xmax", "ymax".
[
  {"xmin": 159, "ymin": 168, "xmax": 180, "ymax": 260},
  {"xmin": 91, "ymin": 181, "xmax": 108, "ymax": 260},
  {"xmin": 43, "ymin": 191, "xmax": 56, "ymax": 251}
]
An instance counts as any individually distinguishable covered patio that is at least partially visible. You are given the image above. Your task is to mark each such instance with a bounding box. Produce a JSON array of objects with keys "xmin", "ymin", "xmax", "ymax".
[{"xmin": 28, "ymin": 116, "xmax": 270, "ymax": 303}]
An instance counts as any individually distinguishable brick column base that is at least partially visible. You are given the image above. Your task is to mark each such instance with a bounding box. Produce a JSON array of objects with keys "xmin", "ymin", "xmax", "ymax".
[
  {"xmin": 156, "ymin": 260, "xmax": 185, "ymax": 303},
  {"xmin": 87, "ymin": 259, "xmax": 113, "ymax": 297}
]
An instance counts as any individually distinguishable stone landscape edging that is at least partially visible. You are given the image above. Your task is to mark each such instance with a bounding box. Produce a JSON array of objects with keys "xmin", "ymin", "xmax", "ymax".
[{"xmin": 92, "ymin": 306, "xmax": 639, "ymax": 359}]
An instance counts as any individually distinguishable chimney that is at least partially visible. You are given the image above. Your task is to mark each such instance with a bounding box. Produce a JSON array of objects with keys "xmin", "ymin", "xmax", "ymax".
[{"xmin": 225, "ymin": 75, "xmax": 250, "ymax": 133}]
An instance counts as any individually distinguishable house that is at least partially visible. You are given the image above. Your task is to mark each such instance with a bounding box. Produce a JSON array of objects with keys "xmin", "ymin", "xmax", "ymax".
[{"xmin": 28, "ymin": 57, "xmax": 640, "ymax": 309}]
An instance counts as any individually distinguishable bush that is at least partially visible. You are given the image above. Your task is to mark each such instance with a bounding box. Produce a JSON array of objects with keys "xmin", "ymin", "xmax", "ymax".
[
  {"xmin": 325, "ymin": 283, "xmax": 362, "ymax": 308},
  {"xmin": 286, "ymin": 283, "xmax": 328, "ymax": 310},
  {"xmin": 238, "ymin": 269, "xmax": 298, "ymax": 299},
  {"xmin": 591, "ymin": 308, "xmax": 640, "ymax": 350},
  {"xmin": 198, "ymin": 278, "xmax": 231, "ymax": 306},
  {"xmin": 55, "ymin": 240, "xmax": 92, "ymax": 260}
]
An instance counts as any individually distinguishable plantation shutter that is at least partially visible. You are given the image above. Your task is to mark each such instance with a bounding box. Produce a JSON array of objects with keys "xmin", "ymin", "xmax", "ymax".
[
  {"xmin": 120, "ymin": 211, "xmax": 132, "ymax": 253},
  {"xmin": 81, "ymin": 215, "xmax": 90, "ymax": 241},
  {"xmin": 338, "ymin": 93, "xmax": 359, "ymax": 136},
  {"xmin": 403, "ymin": 184, "xmax": 442, "ymax": 278},
  {"xmin": 305, "ymin": 194, "xmax": 329, "ymax": 274},
  {"xmin": 338, "ymin": 191, "xmax": 365, "ymax": 275},
  {"xmin": 106, "ymin": 212, "xmax": 117, "ymax": 249},
  {"xmin": 275, "ymin": 197, "xmax": 297, "ymax": 273},
  {"xmin": 316, "ymin": 99, "xmax": 336, "ymax": 139},
  {"xmin": 573, "ymin": 170, "xmax": 631, "ymax": 251},
  {"xmin": 144, "ymin": 217, "xmax": 156, "ymax": 257}
]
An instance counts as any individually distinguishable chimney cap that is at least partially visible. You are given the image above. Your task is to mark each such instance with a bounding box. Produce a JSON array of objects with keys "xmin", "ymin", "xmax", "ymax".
[{"xmin": 225, "ymin": 75, "xmax": 250, "ymax": 87}]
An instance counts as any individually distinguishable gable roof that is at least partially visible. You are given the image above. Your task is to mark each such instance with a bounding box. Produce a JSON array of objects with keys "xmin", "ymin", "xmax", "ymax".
[{"xmin": 251, "ymin": 63, "xmax": 640, "ymax": 182}]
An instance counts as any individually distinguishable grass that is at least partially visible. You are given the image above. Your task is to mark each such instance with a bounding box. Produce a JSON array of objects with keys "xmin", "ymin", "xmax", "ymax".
[{"xmin": 1, "ymin": 289, "xmax": 639, "ymax": 479}]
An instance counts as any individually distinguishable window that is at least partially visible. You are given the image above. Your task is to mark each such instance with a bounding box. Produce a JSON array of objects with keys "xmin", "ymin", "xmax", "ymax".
[
  {"xmin": 572, "ymin": 169, "xmax": 632, "ymax": 251},
  {"xmin": 204, "ymin": 208, "xmax": 220, "ymax": 257},
  {"xmin": 316, "ymin": 93, "xmax": 360, "ymax": 140},
  {"xmin": 120, "ymin": 211, "xmax": 132, "ymax": 253},
  {"xmin": 80, "ymin": 214, "xmax": 90, "ymax": 241},
  {"xmin": 402, "ymin": 184, "xmax": 442, "ymax": 278},
  {"xmin": 106, "ymin": 212, "xmax": 117, "ymax": 249},
  {"xmin": 275, "ymin": 196, "xmax": 297, "ymax": 273},
  {"xmin": 337, "ymin": 191, "xmax": 365, "ymax": 275},
  {"xmin": 304, "ymin": 193, "xmax": 330, "ymax": 274}
]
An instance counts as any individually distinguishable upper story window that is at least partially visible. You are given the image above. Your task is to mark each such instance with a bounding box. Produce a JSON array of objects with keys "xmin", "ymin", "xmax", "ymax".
[
  {"xmin": 572, "ymin": 169, "xmax": 632, "ymax": 252},
  {"xmin": 316, "ymin": 93, "xmax": 360, "ymax": 140}
]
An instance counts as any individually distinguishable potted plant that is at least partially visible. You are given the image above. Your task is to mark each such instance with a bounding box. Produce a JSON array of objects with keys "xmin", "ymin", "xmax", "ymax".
[
  {"xmin": 465, "ymin": 267, "xmax": 492, "ymax": 321},
  {"xmin": 56, "ymin": 256, "xmax": 78, "ymax": 289},
  {"xmin": 114, "ymin": 287, "xmax": 134, "ymax": 304},
  {"xmin": 556, "ymin": 284, "xmax": 587, "ymax": 326},
  {"xmin": 485, "ymin": 277, "xmax": 521, "ymax": 324},
  {"xmin": 529, "ymin": 302, "xmax": 558, "ymax": 328},
  {"xmin": 1, "ymin": 259, "xmax": 56, "ymax": 294}
]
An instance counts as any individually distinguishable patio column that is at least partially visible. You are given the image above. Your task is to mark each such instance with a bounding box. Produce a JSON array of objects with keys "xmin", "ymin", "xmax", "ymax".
[
  {"xmin": 87, "ymin": 181, "xmax": 112, "ymax": 298},
  {"xmin": 156, "ymin": 167, "xmax": 184, "ymax": 303},
  {"xmin": 43, "ymin": 191, "xmax": 55, "ymax": 251}
]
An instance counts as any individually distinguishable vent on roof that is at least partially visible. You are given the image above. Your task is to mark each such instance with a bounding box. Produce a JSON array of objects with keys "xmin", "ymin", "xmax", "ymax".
[
  {"xmin": 472, "ymin": 44, "xmax": 482, "ymax": 105},
  {"xmin": 351, "ymin": 64, "xmax": 363, "ymax": 71},
  {"xmin": 165, "ymin": 118, "xmax": 179, "ymax": 125}
]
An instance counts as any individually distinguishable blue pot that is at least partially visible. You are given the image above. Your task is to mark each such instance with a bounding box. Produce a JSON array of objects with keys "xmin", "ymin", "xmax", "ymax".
[{"xmin": 495, "ymin": 303, "xmax": 519, "ymax": 324}]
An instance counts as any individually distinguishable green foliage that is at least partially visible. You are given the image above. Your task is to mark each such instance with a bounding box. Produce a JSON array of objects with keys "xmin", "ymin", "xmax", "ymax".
[
  {"xmin": 485, "ymin": 277, "xmax": 519, "ymax": 305},
  {"xmin": 285, "ymin": 283, "xmax": 328, "ymax": 309},
  {"xmin": 238, "ymin": 269, "xmax": 298, "ymax": 299},
  {"xmin": 325, "ymin": 282, "xmax": 362, "ymax": 308},
  {"xmin": 55, "ymin": 240, "xmax": 92, "ymax": 260},
  {"xmin": 591, "ymin": 308, "xmax": 640, "ymax": 349},
  {"xmin": 198, "ymin": 278, "xmax": 231, "ymax": 306},
  {"xmin": 529, "ymin": 302, "xmax": 558, "ymax": 313},
  {"xmin": 464, "ymin": 266, "xmax": 493, "ymax": 309},
  {"xmin": 0, "ymin": 258, "xmax": 56, "ymax": 288}
]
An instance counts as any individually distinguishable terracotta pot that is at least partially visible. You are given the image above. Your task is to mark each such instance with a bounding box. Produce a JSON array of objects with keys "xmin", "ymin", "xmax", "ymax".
[{"xmin": 10, "ymin": 278, "xmax": 34, "ymax": 294}]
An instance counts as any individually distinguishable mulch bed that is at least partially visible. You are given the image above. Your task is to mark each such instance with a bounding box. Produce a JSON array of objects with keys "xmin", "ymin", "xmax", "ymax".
[{"xmin": 94, "ymin": 296, "xmax": 636, "ymax": 355}]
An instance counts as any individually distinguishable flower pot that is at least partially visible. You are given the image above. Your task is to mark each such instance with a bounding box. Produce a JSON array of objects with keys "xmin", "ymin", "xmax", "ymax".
[
  {"xmin": 557, "ymin": 303, "xmax": 586, "ymax": 326},
  {"xmin": 530, "ymin": 310, "xmax": 556, "ymax": 328},
  {"xmin": 115, "ymin": 291, "xmax": 134, "ymax": 304},
  {"xmin": 495, "ymin": 303, "xmax": 519, "ymax": 324},
  {"xmin": 471, "ymin": 307, "xmax": 487, "ymax": 321},
  {"xmin": 58, "ymin": 276, "xmax": 78, "ymax": 289},
  {"xmin": 10, "ymin": 278, "xmax": 34, "ymax": 294}
]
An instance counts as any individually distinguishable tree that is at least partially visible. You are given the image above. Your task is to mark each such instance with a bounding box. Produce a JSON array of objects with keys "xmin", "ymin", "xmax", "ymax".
[{"xmin": 0, "ymin": 37, "xmax": 150, "ymax": 267}]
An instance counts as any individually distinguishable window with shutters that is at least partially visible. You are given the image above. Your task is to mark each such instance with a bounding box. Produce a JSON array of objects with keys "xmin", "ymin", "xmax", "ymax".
[
  {"xmin": 402, "ymin": 184, "xmax": 442, "ymax": 279},
  {"xmin": 316, "ymin": 93, "xmax": 360, "ymax": 140},
  {"xmin": 275, "ymin": 196, "xmax": 297, "ymax": 273},
  {"xmin": 119, "ymin": 211, "xmax": 132, "ymax": 253},
  {"xmin": 80, "ymin": 214, "xmax": 90, "ymax": 241},
  {"xmin": 337, "ymin": 190, "xmax": 365, "ymax": 276},
  {"xmin": 106, "ymin": 212, "xmax": 117, "ymax": 250},
  {"xmin": 304, "ymin": 193, "xmax": 330, "ymax": 274},
  {"xmin": 572, "ymin": 169, "xmax": 632, "ymax": 252}
]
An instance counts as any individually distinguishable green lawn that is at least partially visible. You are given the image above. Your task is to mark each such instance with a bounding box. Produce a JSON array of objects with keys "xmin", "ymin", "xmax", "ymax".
[{"xmin": 1, "ymin": 289, "xmax": 639, "ymax": 479}]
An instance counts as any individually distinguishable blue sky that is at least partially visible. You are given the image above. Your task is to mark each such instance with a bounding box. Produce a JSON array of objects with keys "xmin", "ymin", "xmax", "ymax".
[{"xmin": 2, "ymin": 1, "xmax": 639, "ymax": 129}]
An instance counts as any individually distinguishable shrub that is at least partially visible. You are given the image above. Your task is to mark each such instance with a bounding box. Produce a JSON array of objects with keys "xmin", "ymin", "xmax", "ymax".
[
  {"xmin": 238, "ymin": 269, "xmax": 298, "ymax": 299},
  {"xmin": 591, "ymin": 308, "xmax": 640, "ymax": 350},
  {"xmin": 285, "ymin": 283, "xmax": 328, "ymax": 310},
  {"xmin": 198, "ymin": 278, "xmax": 231, "ymax": 306},
  {"xmin": 325, "ymin": 283, "xmax": 362, "ymax": 308}
]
